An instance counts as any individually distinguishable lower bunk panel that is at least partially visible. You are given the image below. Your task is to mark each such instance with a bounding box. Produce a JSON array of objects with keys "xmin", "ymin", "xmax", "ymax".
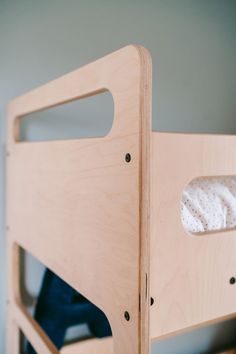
[
  {"xmin": 150, "ymin": 132, "xmax": 236, "ymax": 339},
  {"xmin": 61, "ymin": 338, "xmax": 113, "ymax": 354}
]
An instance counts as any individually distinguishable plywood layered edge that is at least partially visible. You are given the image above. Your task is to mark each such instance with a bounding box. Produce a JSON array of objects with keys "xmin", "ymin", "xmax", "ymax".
[{"xmin": 6, "ymin": 45, "xmax": 152, "ymax": 354}]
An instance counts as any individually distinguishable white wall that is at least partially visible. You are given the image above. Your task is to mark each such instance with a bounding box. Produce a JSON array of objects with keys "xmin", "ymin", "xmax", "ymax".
[{"xmin": 0, "ymin": 0, "xmax": 236, "ymax": 353}]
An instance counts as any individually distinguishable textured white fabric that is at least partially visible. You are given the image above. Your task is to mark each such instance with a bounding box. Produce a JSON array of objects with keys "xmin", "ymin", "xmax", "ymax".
[{"xmin": 181, "ymin": 176, "xmax": 236, "ymax": 233}]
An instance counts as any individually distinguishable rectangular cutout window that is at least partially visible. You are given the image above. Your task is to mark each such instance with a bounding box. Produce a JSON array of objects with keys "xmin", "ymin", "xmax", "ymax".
[{"xmin": 19, "ymin": 91, "xmax": 114, "ymax": 142}]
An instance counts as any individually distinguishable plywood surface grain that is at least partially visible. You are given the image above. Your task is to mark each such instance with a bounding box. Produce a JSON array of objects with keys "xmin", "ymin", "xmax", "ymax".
[{"xmin": 150, "ymin": 132, "xmax": 236, "ymax": 340}]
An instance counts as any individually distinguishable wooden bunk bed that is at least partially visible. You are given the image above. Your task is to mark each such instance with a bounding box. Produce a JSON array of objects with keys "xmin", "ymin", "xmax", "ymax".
[{"xmin": 6, "ymin": 45, "xmax": 236, "ymax": 354}]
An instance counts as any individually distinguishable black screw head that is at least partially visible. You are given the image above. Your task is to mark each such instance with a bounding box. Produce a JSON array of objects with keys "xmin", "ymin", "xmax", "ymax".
[
  {"xmin": 230, "ymin": 277, "xmax": 236, "ymax": 284},
  {"xmin": 150, "ymin": 297, "xmax": 154, "ymax": 306},
  {"xmin": 125, "ymin": 153, "xmax": 131, "ymax": 163},
  {"xmin": 124, "ymin": 311, "xmax": 130, "ymax": 321}
]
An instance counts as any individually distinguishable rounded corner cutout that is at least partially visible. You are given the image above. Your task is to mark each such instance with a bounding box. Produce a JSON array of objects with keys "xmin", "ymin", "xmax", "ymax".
[{"xmin": 18, "ymin": 91, "xmax": 114, "ymax": 143}]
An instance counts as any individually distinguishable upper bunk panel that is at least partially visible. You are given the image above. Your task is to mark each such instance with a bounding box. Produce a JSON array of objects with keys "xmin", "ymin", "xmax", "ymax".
[{"xmin": 150, "ymin": 132, "xmax": 236, "ymax": 340}]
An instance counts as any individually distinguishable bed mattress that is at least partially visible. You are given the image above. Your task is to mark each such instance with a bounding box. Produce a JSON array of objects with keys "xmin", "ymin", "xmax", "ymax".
[{"xmin": 181, "ymin": 176, "xmax": 236, "ymax": 234}]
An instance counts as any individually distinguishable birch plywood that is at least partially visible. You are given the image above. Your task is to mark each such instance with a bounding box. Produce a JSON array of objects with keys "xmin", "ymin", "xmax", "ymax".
[
  {"xmin": 6, "ymin": 45, "xmax": 152, "ymax": 354},
  {"xmin": 61, "ymin": 338, "xmax": 113, "ymax": 354},
  {"xmin": 150, "ymin": 132, "xmax": 236, "ymax": 340}
]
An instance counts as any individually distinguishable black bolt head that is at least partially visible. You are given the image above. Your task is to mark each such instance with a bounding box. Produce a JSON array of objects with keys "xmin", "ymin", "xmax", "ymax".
[
  {"xmin": 124, "ymin": 311, "xmax": 130, "ymax": 321},
  {"xmin": 125, "ymin": 153, "xmax": 131, "ymax": 163}
]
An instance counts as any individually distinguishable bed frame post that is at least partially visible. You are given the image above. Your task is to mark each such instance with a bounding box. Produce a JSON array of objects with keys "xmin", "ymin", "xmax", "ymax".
[
  {"xmin": 6, "ymin": 45, "xmax": 152, "ymax": 354},
  {"xmin": 139, "ymin": 46, "xmax": 152, "ymax": 354}
]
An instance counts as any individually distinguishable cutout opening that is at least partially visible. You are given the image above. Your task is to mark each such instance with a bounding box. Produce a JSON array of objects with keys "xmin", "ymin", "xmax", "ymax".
[
  {"xmin": 181, "ymin": 176, "xmax": 236, "ymax": 235},
  {"xmin": 18, "ymin": 247, "xmax": 113, "ymax": 353},
  {"xmin": 20, "ymin": 330, "xmax": 27, "ymax": 354},
  {"xmin": 151, "ymin": 316, "xmax": 236, "ymax": 354},
  {"xmin": 18, "ymin": 91, "xmax": 114, "ymax": 142}
]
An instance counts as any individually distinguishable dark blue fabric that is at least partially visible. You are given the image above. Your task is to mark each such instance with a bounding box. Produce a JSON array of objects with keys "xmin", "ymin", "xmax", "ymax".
[{"xmin": 27, "ymin": 268, "xmax": 111, "ymax": 353}]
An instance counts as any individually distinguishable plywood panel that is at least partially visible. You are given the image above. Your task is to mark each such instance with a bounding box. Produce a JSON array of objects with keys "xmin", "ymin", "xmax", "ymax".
[
  {"xmin": 150, "ymin": 132, "xmax": 236, "ymax": 340},
  {"xmin": 61, "ymin": 338, "xmax": 113, "ymax": 354},
  {"xmin": 6, "ymin": 45, "xmax": 152, "ymax": 354}
]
